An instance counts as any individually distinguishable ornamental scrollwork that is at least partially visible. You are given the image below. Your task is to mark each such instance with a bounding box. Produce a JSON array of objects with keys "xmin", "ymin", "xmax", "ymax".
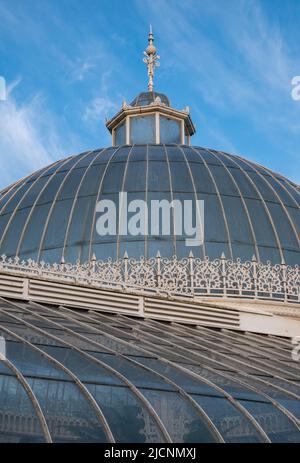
[{"xmin": 0, "ymin": 253, "xmax": 299, "ymax": 303}]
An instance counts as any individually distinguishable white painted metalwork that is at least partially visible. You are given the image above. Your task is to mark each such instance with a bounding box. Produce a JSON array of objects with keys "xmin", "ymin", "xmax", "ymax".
[{"xmin": 0, "ymin": 253, "xmax": 299, "ymax": 304}]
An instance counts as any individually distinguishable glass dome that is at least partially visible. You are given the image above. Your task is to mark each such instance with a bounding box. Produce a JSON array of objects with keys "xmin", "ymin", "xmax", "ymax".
[
  {"xmin": 0, "ymin": 144, "xmax": 299, "ymax": 265},
  {"xmin": 130, "ymin": 91, "xmax": 170, "ymax": 107}
]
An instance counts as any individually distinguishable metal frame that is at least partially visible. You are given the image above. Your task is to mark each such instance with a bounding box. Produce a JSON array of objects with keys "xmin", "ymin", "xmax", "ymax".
[{"xmin": 1, "ymin": 297, "xmax": 299, "ymax": 441}]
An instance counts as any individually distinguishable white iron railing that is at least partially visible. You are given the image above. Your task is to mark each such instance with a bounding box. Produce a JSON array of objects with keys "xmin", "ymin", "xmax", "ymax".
[{"xmin": 0, "ymin": 253, "xmax": 299, "ymax": 303}]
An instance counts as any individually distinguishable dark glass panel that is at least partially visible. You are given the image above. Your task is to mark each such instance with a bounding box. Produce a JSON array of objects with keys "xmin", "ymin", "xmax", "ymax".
[
  {"xmin": 160, "ymin": 116, "xmax": 181, "ymax": 144},
  {"xmin": 0, "ymin": 209, "xmax": 29, "ymax": 256},
  {"xmin": 92, "ymin": 147, "xmax": 118, "ymax": 166},
  {"xmin": 101, "ymin": 162, "xmax": 127, "ymax": 194},
  {"xmin": 142, "ymin": 388, "xmax": 217, "ymax": 443},
  {"xmin": 17, "ymin": 177, "xmax": 49, "ymax": 210},
  {"xmin": 27, "ymin": 378, "xmax": 107, "ymax": 442},
  {"xmin": 130, "ymin": 115, "xmax": 156, "ymax": 144},
  {"xmin": 58, "ymin": 168, "xmax": 87, "ymax": 200},
  {"xmin": 2, "ymin": 182, "xmax": 35, "ymax": 215},
  {"xmin": 91, "ymin": 352, "xmax": 175, "ymax": 391},
  {"xmin": 191, "ymin": 395, "xmax": 263, "ymax": 443},
  {"xmin": 86, "ymin": 384, "xmax": 164, "ymax": 443},
  {"xmin": 74, "ymin": 150, "xmax": 101, "ymax": 169},
  {"xmin": 282, "ymin": 249, "xmax": 300, "ymax": 266},
  {"xmin": 147, "ymin": 162, "xmax": 170, "ymax": 191},
  {"xmin": 132, "ymin": 357, "xmax": 220, "ymax": 396},
  {"xmin": 6, "ymin": 341, "xmax": 68, "ymax": 380},
  {"xmin": 129, "ymin": 145, "xmax": 148, "ymax": 162},
  {"xmin": 78, "ymin": 164, "xmax": 106, "ymax": 197},
  {"xmin": 187, "ymin": 163, "xmax": 216, "ymax": 194},
  {"xmin": 267, "ymin": 202, "xmax": 299, "ymax": 249},
  {"xmin": 119, "ymin": 240, "xmax": 146, "ymax": 259},
  {"xmin": 263, "ymin": 175, "xmax": 297, "ymax": 207},
  {"xmin": 169, "ymin": 162, "xmax": 194, "ymax": 193},
  {"xmin": 63, "ymin": 196, "xmax": 95, "ymax": 261},
  {"xmin": 38, "ymin": 345, "xmax": 123, "ymax": 386},
  {"xmin": 257, "ymin": 246, "xmax": 281, "ymax": 264},
  {"xmin": 115, "ymin": 121, "xmax": 126, "ymax": 146},
  {"xmin": 239, "ymin": 400, "xmax": 300, "ymax": 443},
  {"xmin": 222, "ymin": 196, "xmax": 254, "ymax": 245},
  {"xmin": 18, "ymin": 203, "xmax": 52, "ymax": 260},
  {"xmin": 40, "ymin": 198, "xmax": 73, "ymax": 251},
  {"xmin": 182, "ymin": 146, "xmax": 205, "ymax": 164},
  {"xmin": 36, "ymin": 172, "xmax": 66, "ymax": 205},
  {"xmin": 195, "ymin": 148, "xmax": 223, "ymax": 166},
  {"xmin": 227, "ymin": 167, "xmax": 259, "ymax": 199},
  {"xmin": 111, "ymin": 146, "xmax": 133, "ymax": 163},
  {"xmin": 148, "ymin": 144, "xmax": 165, "ymax": 161},
  {"xmin": 247, "ymin": 172, "xmax": 278, "ymax": 202},
  {"xmin": 0, "ymin": 374, "xmax": 46, "ymax": 442},
  {"xmin": 123, "ymin": 161, "xmax": 147, "ymax": 192},
  {"xmin": 202, "ymin": 194, "xmax": 228, "ymax": 243},
  {"xmin": 208, "ymin": 165, "xmax": 239, "ymax": 196},
  {"xmin": 244, "ymin": 198, "xmax": 278, "ymax": 247}
]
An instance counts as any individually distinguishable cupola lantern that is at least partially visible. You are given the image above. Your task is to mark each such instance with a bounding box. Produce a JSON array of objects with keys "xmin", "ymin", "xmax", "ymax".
[{"xmin": 105, "ymin": 27, "xmax": 196, "ymax": 146}]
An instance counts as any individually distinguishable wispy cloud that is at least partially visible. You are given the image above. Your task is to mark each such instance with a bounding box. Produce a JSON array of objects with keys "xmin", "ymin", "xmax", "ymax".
[
  {"xmin": 83, "ymin": 96, "xmax": 118, "ymax": 122},
  {"xmin": 135, "ymin": 0, "xmax": 300, "ymax": 182},
  {"xmin": 0, "ymin": 81, "xmax": 65, "ymax": 188}
]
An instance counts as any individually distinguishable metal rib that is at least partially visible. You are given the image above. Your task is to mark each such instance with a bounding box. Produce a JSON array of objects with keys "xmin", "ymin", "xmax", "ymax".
[
  {"xmin": 143, "ymin": 317, "xmax": 300, "ymax": 384},
  {"xmin": 191, "ymin": 147, "xmax": 234, "ymax": 259},
  {"xmin": 0, "ymin": 158, "xmax": 73, "ymax": 251},
  {"xmin": 180, "ymin": 323, "xmax": 300, "ymax": 374},
  {"xmin": 218, "ymin": 151, "xmax": 285, "ymax": 262},
  {"xmin": 15, "ymin": 156, "xmax": 83, "ymax": 257},
  {"xmin": 0, "ymin": 298, "xmax": 172, "ymax": 443},
  {"xmin": 163, "ymin": 144, "xmax": 177, "ymax": 255},
  {"xmin": 179, "ymin": 146, "xmax": 206, "ymax": 258},
  {"xmin": 116, "ymin": 145, "xmax": 135, "ymax": 259},
  {"xmin": 87, "ymin": 146, "xmax": 122, "ymax": 261},
  {"xmin": 37, "ymin": 150, "xmax": 95, "ymax": 262},
  {"xmin": 207, "ymin": 148, "xmax": 260, "ymax": 260},
  {"xmin": 34, "ymin": 302, "xmax": 273, "ymax": 442},
  {"xmin": 0, "ymin": 311, "xmax": 115, "ymax": 443},
  {"xmin": 0, "ymin": 354, "xmax": 52, "ymax": 442},
  {"xmin": 234, "ymin": 153, "xmax": 300, "ymax": 250},
  {"xmin": 61, "ymin": 149, "xmax": 106, "ymax": 260}
]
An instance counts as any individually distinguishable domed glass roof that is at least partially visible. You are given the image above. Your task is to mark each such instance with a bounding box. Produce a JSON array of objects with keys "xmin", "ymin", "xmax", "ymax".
[
  {"xmin": 130, "ymin": 91, "xmax": 170, "ymax": 107},
  {"xmin": 0, "ymin": 144, "xmax": 299, "ymax": 265}
]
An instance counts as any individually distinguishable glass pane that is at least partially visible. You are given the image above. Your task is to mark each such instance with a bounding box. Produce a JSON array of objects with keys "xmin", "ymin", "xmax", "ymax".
[
  {"xmin": 86, "ymin": 383, "xmax": 164, "ymax": 443},
  {"xmin": 130, "ymin": 115, "xmax": 155, "ymax": 144},
  {"xmin": 27, "ymin": 378, "xmax": 107, "ymax": 442},
  {"xmin": 192, "ymin": 395, "xmax": 263, "ymax": 443},
  {"xmin": 115, "ymin": 121, "xmax": 126, "ymax": 146},
  {"xmin": 0, "ymin": 374, "xmax": 46, "ymax": 442},
  {"xmin": 141, "ymin": 388, "xmax": 217, "ymax": 442},
  {"xmin": 239, "ymin": 400, "xmax": 300, "ymax": 443},
  {"xmin": 160, "ymin": 116, "xmax": 181, "ymax": 144}
]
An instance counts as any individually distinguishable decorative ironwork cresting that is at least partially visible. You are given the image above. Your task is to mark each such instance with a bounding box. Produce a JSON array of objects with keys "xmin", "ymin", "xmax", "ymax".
[
  {"xmin": 0, "ymin": 253, "xmax": 299, "ymax": 304},
  {"xmin": 143, "ymin": 25, "xmax": 160, "ymax": 91}
]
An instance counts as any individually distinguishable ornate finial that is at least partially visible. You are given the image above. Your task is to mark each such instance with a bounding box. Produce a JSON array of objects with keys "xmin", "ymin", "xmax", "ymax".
[{"xmin": 143, "ymin": 25, "xmax": 160, "ymax": 92}]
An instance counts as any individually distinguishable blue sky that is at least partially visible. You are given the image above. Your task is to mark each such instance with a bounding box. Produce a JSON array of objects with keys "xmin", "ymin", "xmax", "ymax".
[{"xmin": 0, "ymin": 0, "xmax": 300, "ymax": 189}]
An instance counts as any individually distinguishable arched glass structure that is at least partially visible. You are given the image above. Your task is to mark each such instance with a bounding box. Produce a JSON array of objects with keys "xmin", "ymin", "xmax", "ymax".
[
  {"xmin": 130, "ymin": 91, "xmax": 171, "ymax": 107},
  {"xmin": 0, "ymin": 144, "xmax": 299, "ymax": 265},
  {"xmin": 0, "ymin": 297, "xmax": 299, "ymax": 443}
]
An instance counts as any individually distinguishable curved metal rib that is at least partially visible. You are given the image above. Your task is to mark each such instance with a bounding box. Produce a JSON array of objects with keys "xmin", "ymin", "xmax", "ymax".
[
  {"xmin": 0, "ymin": 299, "xmax": 172, "ymax": 443},
  {"xmin": 27, "ymin": 301, "xmax": 272, "ymax": 442},
  {"xmin": 0, "ymin": 355, "xmax": 52, "ymax": 442},
  {"xmin": 0, "ymin": 317, "xmax": 115, "ymax": 443}
]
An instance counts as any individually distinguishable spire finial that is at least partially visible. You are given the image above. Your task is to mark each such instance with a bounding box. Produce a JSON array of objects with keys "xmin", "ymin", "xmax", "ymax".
[{"xmin": 143, "ymin": 25, "xmax": 160, "ymax": 92}]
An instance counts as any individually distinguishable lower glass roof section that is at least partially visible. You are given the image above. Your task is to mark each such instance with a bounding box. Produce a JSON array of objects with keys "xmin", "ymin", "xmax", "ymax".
[{"xmin": 0, "ymin": 297, "xmax": 299, "ymax": 443}]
